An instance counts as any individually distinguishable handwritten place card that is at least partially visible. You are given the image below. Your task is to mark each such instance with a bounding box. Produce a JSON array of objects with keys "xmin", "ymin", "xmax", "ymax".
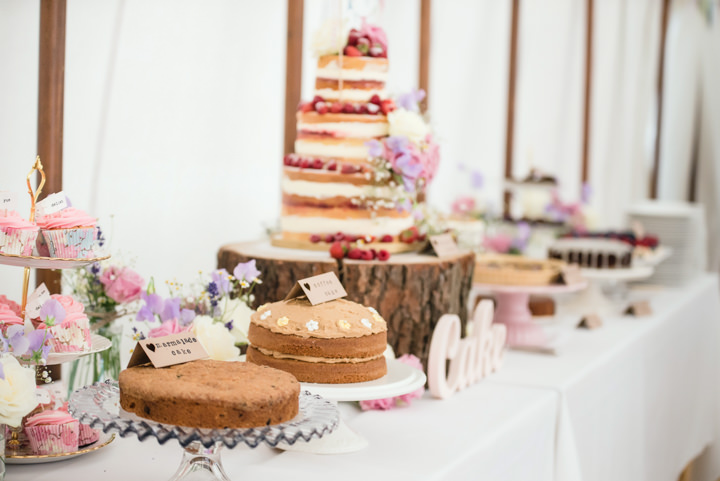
[
  {"xmin": 625, "ymin": 300, "xmax": 652, "ymax": 317},
  {"xmin": 35, "ymin": 192, "xmax": 68, "ymax": 218},
  {"xmin": 429, "ymin": 233, "xmax": 461, "ymax": 258},
  {"xmin": 25, "ymin": 283, "xmax": 51, "ymax": 319},
  {"xmin": 127, "ymin": 332, "xmax": 208, "ymax": 368},
  {"xmin": 284, "ymin": 271, "xmax": 347, "ymax": 306},
  {"xmin": 0, "ymin": 191, "xmax": 18, "ymax": 213},
  {"xmin": 577, "ymin": 314, "xmax": 603, "ymax": 329}
]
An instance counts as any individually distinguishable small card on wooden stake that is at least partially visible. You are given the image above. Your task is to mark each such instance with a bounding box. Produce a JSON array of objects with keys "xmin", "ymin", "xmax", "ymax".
[
  {"xmin": 0, "ymin": 191, "xmax": 18, "ymax": 213},
  {"xmin": 25, "ymin": 283, "xmax": 51, "ymax": 319},
  {"xmin": 625, "ymin": 300, "xmax": 652, "ymax": 316},
  {"xmin": 559, "ymin": 265, "xmax": 584, "ymax": 285},
  {"xmin": 35, "ymin": 191, "xmax": 68, "ymax": 218},
  {"xmin": 127, "ymin": 332, "xmax": 208, "ymax": 369},
  {"xmin": 284, "ymin": 271, "xmax": 347, "ymax": 306},
  {"xmin": 429, "ymin": 233, "xmax": 460, "ymax": 258},
  {"xmin": 577, "ymin": 313, "xmax": 603, "ymax": 329}
]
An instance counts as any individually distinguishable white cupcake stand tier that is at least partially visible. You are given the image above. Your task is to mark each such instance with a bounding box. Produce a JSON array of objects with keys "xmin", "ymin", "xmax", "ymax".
[
  {"xmin": 69, "ymin": 381, "xmax": 339, "ymax": 481},
  {"xmin": 473, "ymin": 282, "xmax": 587, "ymax": 348},
  {"xmin": 1, "ymin": 159, "xmax": 113, "ymax": 463},
  {"xmin": 280, "ymin": 358, "xmax": 427, "ymax": 454},
  {"xmin": 558, "ymin": 266, "xmax": 654, "ymax": 317}
]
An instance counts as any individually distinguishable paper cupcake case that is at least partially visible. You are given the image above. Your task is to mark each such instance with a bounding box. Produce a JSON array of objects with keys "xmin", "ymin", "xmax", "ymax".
[
  {"xmin": 38, "ymin": 227, "xmax": 96, "ymax": 258},
  {"xmin": 0, "ymin": 227, "xmax": 39, "ymax": 256},
  {"xmin": 49, "ymin": 320, "xmax": 92, "ymax": 353},
  {"xmin": 24, "ymin": 420, "xmax": 80, "ymax": 455},
  {"xmin": 78, "ymin": 423, "xmax": 100, "ymax": 446}
]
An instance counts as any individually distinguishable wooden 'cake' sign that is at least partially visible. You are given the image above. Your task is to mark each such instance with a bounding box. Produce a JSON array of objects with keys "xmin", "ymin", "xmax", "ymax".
[{"xmin": 427, "ymin": 300, "xmax": 506, "ymax": 399}]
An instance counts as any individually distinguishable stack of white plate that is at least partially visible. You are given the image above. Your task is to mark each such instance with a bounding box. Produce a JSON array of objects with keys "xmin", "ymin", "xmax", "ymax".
[{"xmin": 627, "ymin": 201, "xmax": 706, "ymax": 286}]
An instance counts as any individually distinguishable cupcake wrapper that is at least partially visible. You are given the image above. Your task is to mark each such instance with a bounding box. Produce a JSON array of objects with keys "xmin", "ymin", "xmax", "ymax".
[
  {"xmin": 50, "ymin": 319, "xmax": 92, "ymax": 353},
  {"xmin": 41, "ymin": 227, "xmax": 96, "ymax": 259},
  {"xmin": 25, "ymin": 421, "xmax": 79, "ymax": 455},
  {"xmin": 0, "ymin": 227, "xmax": 39, "ymax": 256},
  {"xmin": 78, "ymin": 423, "xmax": 99, "ymax": 446}
]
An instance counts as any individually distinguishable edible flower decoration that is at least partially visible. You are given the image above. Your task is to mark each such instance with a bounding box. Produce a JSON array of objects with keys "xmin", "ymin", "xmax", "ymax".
[{"xmin": 359, "ymin": 354, "xmax": 425, "ymax": 410}]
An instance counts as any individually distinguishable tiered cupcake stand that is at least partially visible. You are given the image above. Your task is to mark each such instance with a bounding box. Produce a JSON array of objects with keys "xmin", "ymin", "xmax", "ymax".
[
  {"xmin": 1, "ymin": 159, "xmax": 113, "ymax": 463},
  {"xmin": 69, "ymin": 382, "xmax": 339, "ymax": 481}
]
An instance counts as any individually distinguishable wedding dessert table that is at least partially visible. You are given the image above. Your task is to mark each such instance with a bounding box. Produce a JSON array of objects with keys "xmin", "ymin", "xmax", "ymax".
[{"xmin": 7, "ymin": 275, "xmax": 720, "ymax": 481}]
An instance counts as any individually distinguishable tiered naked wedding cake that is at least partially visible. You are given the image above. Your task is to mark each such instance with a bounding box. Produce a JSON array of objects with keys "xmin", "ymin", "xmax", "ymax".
[{"xmin": 275, "ymin": 21, "xmax": 439, "ymax": 252}]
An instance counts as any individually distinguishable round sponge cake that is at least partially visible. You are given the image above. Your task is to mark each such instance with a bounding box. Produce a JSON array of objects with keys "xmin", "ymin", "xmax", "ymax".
[
  {"xmin": 247, "ymin": 298, "xmax": 387, "ymax": 383},
  {"xmin": 119, "ymin": 359, "xmax": 299, "ymax": 429}
]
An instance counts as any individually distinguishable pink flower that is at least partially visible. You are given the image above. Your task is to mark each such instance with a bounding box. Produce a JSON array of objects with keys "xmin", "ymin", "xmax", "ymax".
[
  {"xmin": 100, "ymin": 266, "xmax": 144, "ymax": 304},
  {"xmin": 483, "ymin": 233, "xmax": 514, "ymax": 254},
  {"xmin": 147, "ymin": 318, "xmax": 191, "ymax": 339},
  {"xmin": 359, "ymin": 20, "xmax": 388, "ymax": 51},
  {"xmin": 50, "ymin": 294, "xmax": 84, "ymax": 315},
  {"xmin": 359, "ymin": 354, "xmax": 425, "ymax": 411},
  {"xmin": 452, "ymin": 196, "xmax": 476, "ymax": 215}
]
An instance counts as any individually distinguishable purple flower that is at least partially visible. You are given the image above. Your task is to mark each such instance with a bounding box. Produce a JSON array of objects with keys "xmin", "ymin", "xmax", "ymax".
[
  {"xmin": 179, "ymin": 309, "xmax": 196, "ymax": 326},
  {"xmin": 211, "ymin": 269, "xmax": 231, "ymax": 295},
  {"xmin": 386, "ymin": 136, "xmax": 409, "ymax": 154},
  {"xmin": 161, "ymin": 297, "xmax": 181, "ymax": 322},
  {"xmin": 224, "ymin": 320, "xmax": 234, "ymax": 331},
  {"xmin": 136, "ymin": 305, "xmax": 154, "ymax": 322},
  {"xmin": 366, "ymin": 139, "xmax": 384, "ymax": 158},
  {"xmin": 395, "ymin": 153, "xmax": 423, "ymax": 179},
  {"xmin": 516, "ymin": 222, "xmax": 531, "ymax": 243},
  {"xmin": 233, "ymin": 260, "xmax": 261, "ymax": 284},
  {"xmin": 27, "ymin": 329, "xmax": 52, "ymax": 362},
  {"xmin": 7, "ymin": 325, "xmax": 29, "ymax": 357},
  {"xmin": 143, "ymin": 292, "xmax": 164, "ymax": 314},
  {"xmin": 396, "ymin": 88, "xmax": 426, "ymax": 112},
  {"xmin": 470, "ymin": 170, "xmax": 484, "ymax": 190},
  {"xmin": 39, "ymin": 299, "xmax": 66, "ymax": 327},
  {"xmin": 397, "ymin": 199, "xmax": 413, "ymax": 212}
]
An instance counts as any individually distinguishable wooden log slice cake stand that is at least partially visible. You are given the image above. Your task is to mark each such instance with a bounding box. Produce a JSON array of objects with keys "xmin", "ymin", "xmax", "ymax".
[{"xmin": 217, "ymin": 240, "xmax": 475, "ymax": 367}]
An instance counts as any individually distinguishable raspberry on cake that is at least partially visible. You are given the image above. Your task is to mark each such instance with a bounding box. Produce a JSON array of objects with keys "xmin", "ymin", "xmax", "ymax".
[{"xmin": 246, "ymin": 298, "xmax": 388, "ymax": 383}]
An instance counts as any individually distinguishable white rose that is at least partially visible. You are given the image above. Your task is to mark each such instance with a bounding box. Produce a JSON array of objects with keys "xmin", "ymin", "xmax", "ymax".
[
  {"xmin": 219, "ymin": 298, "xmax": 254, "ymax": 345},
  {"xmin": 388, "ymin": 109, "xmax": 430, "ymax": 142},
  {"xmin": 0, "ymin": 355, "xmax": 38, "ymax": 427},
  {"xmin": 192, "ymin": 316, "xmax": 240, "ymax": 362},
  {"xmin": 312, "ymin": 18, "xmax": 348, "ymax": 57}
]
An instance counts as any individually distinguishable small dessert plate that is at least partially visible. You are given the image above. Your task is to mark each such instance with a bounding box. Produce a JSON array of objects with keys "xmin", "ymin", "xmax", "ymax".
[
  {"xmin": 44, "ymin": 334, "xmax": 113, "ymax": 366},
  {"xmin": 5, "ymin": 432, "xmax": 115, "ymax": 464},
  {"xmin": 0, "ymin": 252, "xmax": 110, "ymax": 269}
]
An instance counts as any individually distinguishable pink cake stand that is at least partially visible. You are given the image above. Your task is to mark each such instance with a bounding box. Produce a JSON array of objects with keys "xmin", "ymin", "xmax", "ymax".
[{"xmin": 473, "ymin": 282, "xmax": 587, "ymax": 347}]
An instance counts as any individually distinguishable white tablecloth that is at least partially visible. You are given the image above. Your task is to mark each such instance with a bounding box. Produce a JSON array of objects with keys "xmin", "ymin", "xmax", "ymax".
[
  {"xmin": 7, "ymin": 383, "xmax": 558, "ymax": 481},
  {"xmin": 488, "ymin": 274, "xmax": 720, "ymax": 481}
]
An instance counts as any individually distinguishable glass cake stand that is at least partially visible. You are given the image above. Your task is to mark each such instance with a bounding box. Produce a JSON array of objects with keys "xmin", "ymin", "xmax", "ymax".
[{"xmin": 69, "ymin": 381, "xmax": 339, "ymax": 481}]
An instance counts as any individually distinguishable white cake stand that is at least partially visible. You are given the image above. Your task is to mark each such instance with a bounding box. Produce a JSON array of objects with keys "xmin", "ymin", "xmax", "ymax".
[
  {"xmin": 558, "ymin": 265, "xmax": 654, "ymax": 317},
  {"xmin": 473, "ymin": 282, "xmax": 587, "ymax": 348},
  {"xmin": 279, "ymin": 358, "xmax": 427, "ymax": 454}
]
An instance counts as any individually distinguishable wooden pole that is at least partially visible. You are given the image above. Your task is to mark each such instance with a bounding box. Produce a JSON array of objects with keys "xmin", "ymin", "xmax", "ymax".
[
  {"xmin": 36, "ymin": 0, "xmax": 67, "ymax": 295},
  {"xmin": 580, "ymin": 0, "xmax": 594, "ymax": 187},
  {"xmin": 418, "ymin": 0, "xmax": 431, "ymax": 112},
  {"xmin": 503, "ymin": 0, "xmax": 520, "ymax": 218},
  {"xmin": 283, "ymin": 0, "xmax": 304, "ymax": 155},
  {"xmin": 650, "ymin": 0, "xmax": 671, "ymax": 199}
]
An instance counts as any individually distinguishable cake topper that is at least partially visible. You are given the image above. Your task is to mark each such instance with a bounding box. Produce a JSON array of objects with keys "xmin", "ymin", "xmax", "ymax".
[{"xmin": 285, "ymin": 272, "xmax": 347, "ymax": 306}]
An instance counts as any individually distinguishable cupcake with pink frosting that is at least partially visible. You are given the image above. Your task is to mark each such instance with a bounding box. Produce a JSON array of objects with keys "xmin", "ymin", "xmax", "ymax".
[
  {"xmin": 24, "ymin": 409, "xmax": 79, "ymax": 455},
  {"xmin": 0, "ymin": 302, "xmax": 24, "ymax": 334},
  {"xmin": 36, "ymin": 207, "xmax": 97, "ymax": 259},
  {"xmin": 36, "ymin": 296, "xmax": 92, "ymax": 352},
  {"xmin": 0, "ymin": 210, "xmax": 39, "ymax": 256}
]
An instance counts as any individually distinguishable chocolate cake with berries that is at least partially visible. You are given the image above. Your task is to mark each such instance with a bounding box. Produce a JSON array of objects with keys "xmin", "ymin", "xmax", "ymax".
[{"xmin": 275, "ymin": 21, "xmax": 439, "ymax": 254}]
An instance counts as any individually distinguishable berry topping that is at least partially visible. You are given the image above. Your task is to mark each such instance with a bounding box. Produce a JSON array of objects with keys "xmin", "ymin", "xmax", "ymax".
[
  {"xmin": 330, "ymin": 102, "xmax": 343, "ymax": 114},
  {"xmin": 312, "ymin": 158, "xmax": 324, "ymax": 169},
  {"xmin": 348, "ymin": 248, "xmax": 363, "ymax": 260},
  {"xmin": 366, "ymin": 103, "xmax": 381, "ymax": 115},
  {"xmin": 300, "ymin": 102, "xmax": 313, "ymax": 113},
  {"xmin": 399, "ymin": 226, "xmax": 419, "ymax": 243},
  {"xmin": 369, "ymin": 94, "xmax": 382, "ymax": 105},
  {"xmin": 380, "ymin": 99, "xmax": 396, "ymax": 115},
  {"xmin": 326, "ymin": 162, "xmax": 338, "ymax": 171},
  {"xmin": 312, "ymin": 95, "xmax": 325, "ymax": 105},
  {"xmin": 324, "ymin": 234, "xmax": 335, "ymax": 243},
  {"xmin": 334, "ymin": 232, "xmax": 345, "ymax": 241},
  {"xmin": 360, "ymin": 250, "xmax": 375, "ymax": 261},
  {"xmin": 344, "ymin": 45, "xmax": 363, "ymax": 57},
  {"xmin": 377, "ymin": 249, "xmax": 390, "ymax": 261},
  {"xmin": 347, "ymin": 29, "xmax": 361, "ymax": 46},
  {"xmin": 380, "ymin": 234, "xmax": 393, "ymax": 243},
  {"xmin": 341, "ymin": 164, "xmax": 359, "ymax": 174},
  {"xmin": 309, "ymin": 234, "xmax": 322, "ymax": 243},
  {"xmin": 315, "ymin": 102, "xmax": 328, "ymax": 114},
  {"xmin": 342, "ymin": 103, "xmax": 356, "ymax": 114},
  {"xmin": 329, "ymin": 241, "xmax": 346, "ymax": 259}
]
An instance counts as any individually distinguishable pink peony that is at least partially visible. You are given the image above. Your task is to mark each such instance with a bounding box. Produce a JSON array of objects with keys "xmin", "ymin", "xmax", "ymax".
[
  {"xmin": 359, "ymin": 20, "xmax": 388, "ymax": 51},
  {"xmin": 359, "ymin": 354, "xmax": 425, "ymax": 411},
  {"xmin": 99, "ymin": 266, "xmax": 144, "ymax": 304},
  {"xmin": 147, "ymin": 318, "xmax": 191, "ymax": 339},
  {"xmin": 50, "ymin": 294, "xmax": 85, "ymax": 315}
]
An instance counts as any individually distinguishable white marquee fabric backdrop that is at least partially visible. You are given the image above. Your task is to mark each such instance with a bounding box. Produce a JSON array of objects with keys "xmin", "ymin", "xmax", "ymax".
[{"xmin": 0, "ymin": 1, "xmax": 718, "ymax": 295}]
